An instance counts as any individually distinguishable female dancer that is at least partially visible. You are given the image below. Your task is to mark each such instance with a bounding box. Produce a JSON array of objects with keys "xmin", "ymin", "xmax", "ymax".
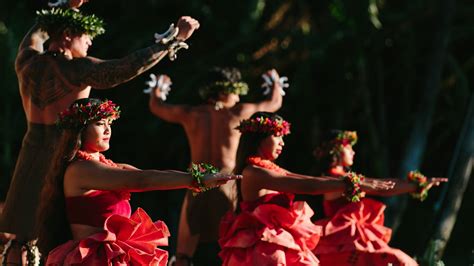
[
  {"xmin": 218, "ymin": 112, "xmax": 394, "ymax": 266},
  {"xmin": 36, "ymin": 98, "xmax": 238, "ymax": 265},
  {"xmin": 312, "ymin": 130, "xmax": 446, "ymax": 266}
]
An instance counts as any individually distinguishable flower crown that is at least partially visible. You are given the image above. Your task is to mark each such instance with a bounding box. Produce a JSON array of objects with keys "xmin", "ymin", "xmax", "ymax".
[
  {"xmin": 57, "ymin": 99, "xmax": 120, "ymax": 129},
  {"xmin": 314, "ymin": 131, "xmax": 358, "ymax": 159},
  {"xmin": 236, "ymin": 116, "xmax": 291, "ymax": 136},
  {"xmin": 198, "ymin": 81, "xmax": 249, "ymax": 100},
  {"xmin": 36, "ymin": 8, "xmax": 105, "ymax": 38},
  {"xmin": 335, "ymin": 131, "xmax": 358, "ymax": 146}
]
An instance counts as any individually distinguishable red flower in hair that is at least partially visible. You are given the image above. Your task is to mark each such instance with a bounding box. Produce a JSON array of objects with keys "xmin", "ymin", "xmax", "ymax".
[
  {"xmin": 57, "ymin": 99, "xmax": 121, "ymax": 129},
  {"xmin": 236, "ymin": 116, "xmax": 291, "ymax": 136}
]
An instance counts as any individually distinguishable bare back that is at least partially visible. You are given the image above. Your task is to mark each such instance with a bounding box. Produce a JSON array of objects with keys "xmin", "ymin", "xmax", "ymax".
[
  {"xmin": 17, "ymin": 52, "xmax": 91, "ymax": 124},
  {"xmin": 181, "ymin": 105, "xmax": 247, "ymax": 173}
]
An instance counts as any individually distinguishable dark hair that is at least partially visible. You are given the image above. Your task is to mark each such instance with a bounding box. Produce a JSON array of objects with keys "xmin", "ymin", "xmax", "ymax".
[
  {"xmin": 233, "ymin": 112, "xmax": 285, "ymax": 208},
  {"xmin": 314, "ymin": 129, "xmax": 351, "ymax": 174},
  {"xmin": 201, "ymin": 67, "xmax": 243, "ymax": 100},
  {"xmin": 206, "ymin": 67, "xmax": 242, "ymax": 84},
  {"xmin": 36, "ymin": 98, "xmax": 103, "ymax": 255}
]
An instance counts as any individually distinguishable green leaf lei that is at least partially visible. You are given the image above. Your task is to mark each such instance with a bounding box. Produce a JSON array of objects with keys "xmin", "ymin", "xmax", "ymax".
[
  {"xmin": 36, "ymin": 8, "xmax": 105, "ymax": 38},
  {"xmin": 198, "ymin": 81, "xmax": 249, "ymax": 100}
]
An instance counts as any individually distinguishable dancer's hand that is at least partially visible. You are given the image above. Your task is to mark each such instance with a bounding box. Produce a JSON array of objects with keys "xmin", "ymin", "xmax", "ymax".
[
  {"xmin": 361, "ymin": 177, "xmax": 395, "ymax": 193},
  {"xmin": 425, "ymin": 177, "xmax": 448, "ymax": 190},
  {"xmin": 261, "ymin": 69, "xmax": 288, "ymax": 96},
  {"xmin": 265, "ymin": 69, "xmax": 280, "ymax": 82},
  {"xmin": 200, "ymin": 173, "xmax": 242, "ymax": 189},
  {"xmin": 153, "ymin": 74, "xmax": 172, "ymax": 101},
  {"xmin": 144, "ymin": 74, "xmax": 172, "ymax": 100},
  {"xmin": 176, "ymin": 16, "xmax": 200, "ymax": 41}
]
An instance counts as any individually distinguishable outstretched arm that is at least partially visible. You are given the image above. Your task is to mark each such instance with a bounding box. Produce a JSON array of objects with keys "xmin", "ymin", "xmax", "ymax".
[
  {"xmin": 245, "ymin": 166, "xmax": 347, "ymax": 195},
  {"xmin": 282, "ymin": 170, "xmax": 395, "ymax": 193},
  {"xmin": 63, "ymin": 16, "xmax": 200, "ymax": 90},
  {"xmin": 68, "ymin": 45, "xmax": 168, "ymax": 89},
  {"xmin": 65, "ymin": 160, "xmax": 238, "ymax": 192}
]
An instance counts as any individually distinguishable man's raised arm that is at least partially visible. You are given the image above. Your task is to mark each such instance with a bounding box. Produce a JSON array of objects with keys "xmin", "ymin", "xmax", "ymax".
[
  {"xmin": 240, "ymin": 69, "xmax": 285, "ymax": 115},
  {"xmin": 147, "ymin": 74, "xmax": 191, "ymax": 124}
]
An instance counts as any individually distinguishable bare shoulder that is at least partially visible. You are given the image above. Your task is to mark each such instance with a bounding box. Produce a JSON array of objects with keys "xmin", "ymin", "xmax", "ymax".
[
  {"xmin": 15, "ymin": 48, "xmax": 41, "ymax": 70},
  {"xmin": 64, "ymin": 160, "xmax": 101, "ymax": 181},
  {"xmin": 242, "ymin": 165, "xmax": 272, "ymax": 179},
  {"xmin": 16, "ymin": 51, "xmax": 52, "ymax": 72},
  {"xmin": 188, "ymin": 104, "xmax": 215, "ymax": 119}
]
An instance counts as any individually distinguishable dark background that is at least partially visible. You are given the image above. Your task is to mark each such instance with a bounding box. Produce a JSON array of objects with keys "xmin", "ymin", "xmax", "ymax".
[{"xmin": 1, "ymin": 0, "xmax": 472, "ymax": 264}]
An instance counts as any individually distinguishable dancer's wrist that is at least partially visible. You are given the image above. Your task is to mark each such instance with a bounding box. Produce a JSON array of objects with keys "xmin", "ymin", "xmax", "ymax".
[
  {"xmin": 154, "ymin": 24, "xmax": 189, "ymax": 61},
  {"xmin": 342, "ymin": 171, "xmax": 366, "ymax": 202},
  {"xmin": 407, "ymin": 170, "xmax": 430, "ymax": 201},
  {"xmin": 187, "ymin": 162, "xmax": 219, "ymax": 195}
]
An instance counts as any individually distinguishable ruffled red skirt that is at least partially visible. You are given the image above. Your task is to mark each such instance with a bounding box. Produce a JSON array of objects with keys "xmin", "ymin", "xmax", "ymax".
[
  {"xmin": 313, "ymin": 198, "xmax": 418, "ymax": 266},
  {"xmin": 219, "ymin": 193, "xmax": 321, "ymax": 266},
  {"xmin": 46, "ymin": 208, "xmax": 170, "ymax": 266}
]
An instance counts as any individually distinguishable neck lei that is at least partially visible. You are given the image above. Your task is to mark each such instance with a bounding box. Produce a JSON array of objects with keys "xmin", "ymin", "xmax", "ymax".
[
  {"xmin": 75, "ymin": 150, "xmax": 118, "ymax": 168},
  {"xmin": 74, "ymin": 150, "xmax": 130, "ymax": 199},
  {"xmin": 247, "ymin": 156, "xmax": 287, "ymax": 175}
]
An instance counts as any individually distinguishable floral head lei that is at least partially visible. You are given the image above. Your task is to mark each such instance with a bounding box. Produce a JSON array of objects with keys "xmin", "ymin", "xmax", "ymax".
[
  {"xmin": 236, "ymin": 116, "xmax": 291, "ymax": 136},
  {"xmin": 57, "ymin": 99, "xmax": 120, "ymax": 129},
  {"xmin": 198, "ymin": 81, "xmax": 249, "ymax": 100},
  {"xmin": 36, "ymin": 8, "xmax": 105, "ymax": 38},
  {"xmin": 314, "ymin": 131, "xmax": 358, "ymax": 162}
]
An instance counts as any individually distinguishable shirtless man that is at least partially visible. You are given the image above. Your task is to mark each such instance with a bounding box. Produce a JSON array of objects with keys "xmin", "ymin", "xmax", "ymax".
[
  {"xmin": 0, "ymin": 1, "xmax": 199, "ymax": 263},
  {"xmin": 148, "ymin": 67, "xmax": 285, "ymax": 265}
]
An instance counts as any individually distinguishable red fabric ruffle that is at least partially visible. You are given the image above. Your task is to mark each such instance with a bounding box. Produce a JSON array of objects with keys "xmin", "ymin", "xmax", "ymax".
[
  {"xmin": 314, "ymin": 198, "xmax": 417, "ymax": 266},
  {"xmin": 219, "ymin": 193, "xmax": 321, "ymax": 266},
  {"xmin": 46, "ymin": 208, "xmax": 170, "ymax": 266}
]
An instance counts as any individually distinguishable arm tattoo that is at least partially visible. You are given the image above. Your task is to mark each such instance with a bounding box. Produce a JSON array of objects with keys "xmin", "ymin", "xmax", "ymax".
[{"xmin": 77, "ymin": 44, "xmax": 168, "ymax": 89}]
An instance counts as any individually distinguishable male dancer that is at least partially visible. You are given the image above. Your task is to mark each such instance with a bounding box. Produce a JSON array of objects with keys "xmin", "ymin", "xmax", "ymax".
[{"xmin": 148, "ymin": 67, "xmax": 286, "ymax": 265}]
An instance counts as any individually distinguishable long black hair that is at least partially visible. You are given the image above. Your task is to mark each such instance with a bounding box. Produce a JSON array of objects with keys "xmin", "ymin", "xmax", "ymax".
[
  {"xmin": 233, "ymin": 112, "xmax": 285, "ymax": 207},
  {"xmin": 36, "ymin": 98, "xmax": 103, "ymax": 255}
]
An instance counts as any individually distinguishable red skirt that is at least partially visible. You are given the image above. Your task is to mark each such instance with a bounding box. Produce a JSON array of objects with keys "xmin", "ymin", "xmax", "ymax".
[
  {"xmin": 314, "ymin": 198, "xmax": 418, "ymax": 266},
  {"xmin": 46, "ymin": 208, "xmax": 170, "ymax": 266},
  {"xmin": 219, "ymin": 193, "xmax": 321, "ymax": 266}
]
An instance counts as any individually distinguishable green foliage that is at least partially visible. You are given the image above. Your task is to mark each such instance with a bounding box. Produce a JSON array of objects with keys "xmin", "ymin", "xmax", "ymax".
[
  {"xmin": 36, "ymin": 8, "xmax": 105, "ymax": 38},
  {"xmin": 199, "ymin": 81, "xmax": 249, "ymax": 100}
]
